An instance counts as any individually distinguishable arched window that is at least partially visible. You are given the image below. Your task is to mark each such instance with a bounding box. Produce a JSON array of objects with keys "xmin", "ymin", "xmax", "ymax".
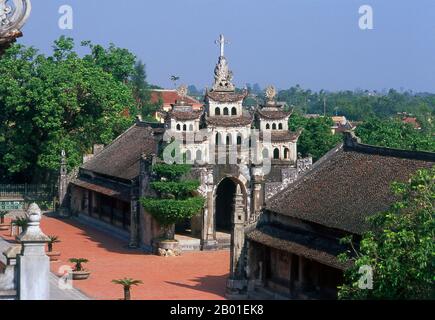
[
  {"xmin": 231, "ymin": 107, "xmax": 237, "ymax": 116},
  {"xmin": 223, "ymin": 107, "xmax": 229, "ymax": 116},
  {"xmin": 226, "ymin": 133, "xmax": 231, "ymax": 145},
  {"xmin": 237, "ymin": 135, "xmax": 242, "ymax": 145},
  {"xmin": 278, "ymin": 123, "xmax": 283, "ymax": 130},
  {"xmin": 196, "ymin": 150, "xmax": 202, "ymax": 161},
  {"xmin": 186, "ymin": 150, "xmax": 192, "ymax": 162},
  {"xmin": 262, "ymin": 148, "xmax": 269, "ymax": 159},
  {"xmin": 284, "ymin": 148, "xmax": 290, "ymax": 159},
  {"xmin": 183, "ymin": 124, "xmax": 187, "ymax": 131},
  {"xmin": 176, "ymin": 124, "xmax": 181, "ymax": 131},
  {"xmin": 272, "ymin": 123, "xmax": 277, "ymax": 130},
  {"xmin": 273, "ymin": 148, "xmax": 280, "ymax": 159},
  {"xmin": 215, "ymin": 107, "xmax": 221, "ymax": 116},
  {"xmin": 266, "ymin": 123, "xmax": 270, "ymax": 130},
  {"xmin": 215, "ymin": 133, "xmax": 220, "ymax": 145},
  {"xmin": 189, "ymin": 124, "xmax": 194, "ymax": 131}
]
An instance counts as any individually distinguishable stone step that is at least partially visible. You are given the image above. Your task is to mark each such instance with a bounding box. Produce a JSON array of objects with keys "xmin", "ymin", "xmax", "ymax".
[{"xmin": 248, "ymin": 286, "xmax": 289, "ymax": 300}]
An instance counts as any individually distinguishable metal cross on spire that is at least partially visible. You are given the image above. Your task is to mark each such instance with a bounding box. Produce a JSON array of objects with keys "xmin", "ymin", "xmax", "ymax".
[{"xmin": 215, "ymin": 34, "xmax": 229, "ymax": 57}]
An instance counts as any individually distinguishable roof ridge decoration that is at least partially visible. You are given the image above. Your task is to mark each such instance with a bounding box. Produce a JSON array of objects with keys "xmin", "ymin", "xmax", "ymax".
[{"xmin": 212, "ymin": 34, "xmax": 235, "ymax": 92}]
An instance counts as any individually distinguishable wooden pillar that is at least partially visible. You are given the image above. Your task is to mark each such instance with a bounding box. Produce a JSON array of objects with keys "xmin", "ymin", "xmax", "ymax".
[{"xmin": 299, "ymin": 255, "xmax": 306, "ymax": 289}]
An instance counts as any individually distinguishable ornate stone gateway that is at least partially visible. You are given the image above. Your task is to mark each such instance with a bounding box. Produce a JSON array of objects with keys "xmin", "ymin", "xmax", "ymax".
[{"xmin": 0, "ymin": 0, "xmax": 31, "ymax": 55}]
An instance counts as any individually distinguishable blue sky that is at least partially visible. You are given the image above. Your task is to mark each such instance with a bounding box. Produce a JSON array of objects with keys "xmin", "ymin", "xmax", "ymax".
[{"xmin": 19, "ymin": 0, "xmax": 435, "ymax": 92}]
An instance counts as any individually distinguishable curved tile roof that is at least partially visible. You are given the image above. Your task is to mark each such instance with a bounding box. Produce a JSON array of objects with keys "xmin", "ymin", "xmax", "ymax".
[{"xmin": 266, "ymin": 137, "xmax": 435, "ymax": 234}]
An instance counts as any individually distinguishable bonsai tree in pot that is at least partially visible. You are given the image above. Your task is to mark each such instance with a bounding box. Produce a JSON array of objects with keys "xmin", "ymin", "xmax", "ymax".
[
  {"xmin": 69, "ymin": 258, "xmax": 90, "ymax": 280},
  {"xmin": 0, "ymin": 211, "xmax": 8, "ymax": 230},
  {"xmin": 13, "ymin": 216, "xmax": 28, "ymax": 234},
  {"xmin": 112, "ymin": 278, "xmax": 143, "ymax": 300},
  {"xmin": 46, "ymin": 235, "xmax": 61, "ymax": 261},
  {"xmin": 140, "ymin": 163, "xmax": 205, "ymax": 256}
]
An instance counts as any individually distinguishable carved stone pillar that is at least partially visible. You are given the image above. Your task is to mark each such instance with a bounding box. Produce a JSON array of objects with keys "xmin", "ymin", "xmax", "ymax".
[
  {"xmin": 226, "ymin": 184, "xmax": 247, "ymax": 298},
  {"xmin": 16, "ymin": 203, "xmax": 50, "ymax": 300},
  {"xmin": 201, "ymin": 167, "xmax": 217, "ymax": 250},
  {"xmin": 58, "ymin": 150, "xmax": 69, "ymax": 217},
  {"xmin": 138, "ymin": 153, "xmax": 157, "ymax": 251},
  {"xmin": 128, "ymin": 190, "xmax": 139, "ymax": 248}
]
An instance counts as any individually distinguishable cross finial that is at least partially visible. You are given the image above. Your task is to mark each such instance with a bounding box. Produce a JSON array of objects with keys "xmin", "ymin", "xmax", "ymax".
[{"xmin": 215, "ymin": 34, "xmax": 229, "ymax": 57}]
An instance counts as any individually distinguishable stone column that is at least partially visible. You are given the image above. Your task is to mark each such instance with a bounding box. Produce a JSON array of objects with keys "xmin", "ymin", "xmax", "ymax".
[
  {"xmin": 129, "ymin": 191, "xmax": 139, "ymax": 248},
  {"xmin": 226, "ymin": 185, "xmax": 247, "ymax": 298},
  {"xmin": 201, "ymin": 167, "xmax": 217, "ymax": 250},
  {"xmin": 16, "ymin": 203, "xmax": 50, "ymax": 300},
  {"xmin": 58, "ymin": 150, "xmax": 69, "ymax": 217}
]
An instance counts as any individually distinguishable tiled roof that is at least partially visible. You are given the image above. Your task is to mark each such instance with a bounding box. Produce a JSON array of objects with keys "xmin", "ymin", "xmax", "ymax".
[
  {"xmin": 206, "ymin": 90, "xmax": 247, "ymax": 103},
  {"xmin": 81, "ymin": 123, "xmax": 158, "ymax": 180},
  {"xmin": 261, "ymin": 130, "xmax": 302, "ymax": 142},
  {"xmin": 71, "ymin": 178, "xmax": 131, "ymax": 202},
  {"xmin": 267, "ymin": 134, "xmax": 435, "ymax": 235},
  {"xmin": 150, "ymin": 90, "xmax": 203, "ymax": 108},
  {"xmin": 169, "ymin": 110, "xmax": 203, "ymax": 121},
  {"xmin": 205, "ymin": 114, "xmax": 253, "ymax": 127},
  {"xmin": 257, "ymin": 109, "xmax": 293, "ymax": 120},
  {"xmin": 247, "ymin": 225, "xmax": 352, "ymax": 270}
]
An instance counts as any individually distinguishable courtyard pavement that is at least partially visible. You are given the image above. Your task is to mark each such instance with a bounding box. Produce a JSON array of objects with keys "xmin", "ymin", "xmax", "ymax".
[{"xmin": 1, "ymin": 215, "xmax": 229, "ymax": 300}]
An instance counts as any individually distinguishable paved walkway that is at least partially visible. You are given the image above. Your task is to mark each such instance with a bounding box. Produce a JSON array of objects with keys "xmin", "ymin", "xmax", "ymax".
[
  {"xmin": 1, "ymin": 215, "xmax": 230, "ymax": 300},
  {"xmin": 0, "ymin": 233, "xmax": 89, "ymax": 300}
]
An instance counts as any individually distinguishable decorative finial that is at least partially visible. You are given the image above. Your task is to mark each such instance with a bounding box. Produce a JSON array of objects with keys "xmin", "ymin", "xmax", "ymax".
[
  {"xmin": 61, "ymin": 149, "xmax": 66, "ymax": 157},
  {"xmin": 215, "ymin": 34, "xmax": 229, "ymax": 57},
  {"xmin": 265, "ymin": 85, "xmax": 277, "ymax": 102},
  {"xmin": 0, "ymin": 0, "xmax": 32, "ymax": 38},
  {"xmin": 176, "ymin": 84, "xmax": 188, "ymax": 99}
]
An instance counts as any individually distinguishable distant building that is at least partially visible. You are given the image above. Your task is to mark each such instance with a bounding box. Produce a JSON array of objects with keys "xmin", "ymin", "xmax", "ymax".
[
  {"xmin": 151, "ymin": 89, "xmax": 203, "ymax": 122},
  {"xmin": 331, "ymin": 116, "xmax": 355, "ymax": 134},
  {"xmin": 401, "ymin": 117, "xmax": 421, "ymax": 130}
]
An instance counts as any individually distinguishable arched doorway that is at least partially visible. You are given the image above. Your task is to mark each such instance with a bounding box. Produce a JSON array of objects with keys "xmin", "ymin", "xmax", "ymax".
[{"xmin": 215, "ymin": 178, "xmax": 237, "ymax": 232}]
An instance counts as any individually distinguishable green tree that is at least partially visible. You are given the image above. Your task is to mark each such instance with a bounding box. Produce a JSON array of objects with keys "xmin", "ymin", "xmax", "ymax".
[
  {"xmin": 356, "ymin": 118, "xmax": 435, "ymax": 152},
  {"xmin": 338, "ymin": 168, "xmax": 435, "ymax": 299},
  {"xmin": 289, "ymin": 113, "xmax": 341, "ymax": 161},
  {"xmin": 140, "ymin": 163, "xmax": 205, "ymax": 240},
  {"xmin": 0, "ymin": 37, "xmax": 137, "ymax": 182}
]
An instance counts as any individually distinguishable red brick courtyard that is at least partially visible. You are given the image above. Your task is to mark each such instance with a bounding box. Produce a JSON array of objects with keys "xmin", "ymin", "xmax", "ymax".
[{"xmin": 0, "ymin": 216, "xmax": 230, "ymax": 300}]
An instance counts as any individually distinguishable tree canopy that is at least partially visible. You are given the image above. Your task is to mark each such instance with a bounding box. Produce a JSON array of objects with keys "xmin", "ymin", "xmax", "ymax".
[
  {"xmin": 355, "ymin": 118, "xmax": 435, "ymax": 152},
  {"xmin": 140, "ymin": 163, "xmax": 205, "ymax": 240},
  {"xmin": 289, "ymin": 113, "xmax": 341, "ymax": 161},
  {"xmin": 338, "ymin": 168, "xmax": 435, "ymax": 299},
  {"xmin": 0, "ymin": 37, "xmax": 157, "ymax": 183}
]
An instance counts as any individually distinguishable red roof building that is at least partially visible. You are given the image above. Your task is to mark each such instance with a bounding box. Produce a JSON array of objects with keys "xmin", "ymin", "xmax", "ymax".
[{"xmin": 150, "ymin": 89, "xmax": 203, "ymax": 112}]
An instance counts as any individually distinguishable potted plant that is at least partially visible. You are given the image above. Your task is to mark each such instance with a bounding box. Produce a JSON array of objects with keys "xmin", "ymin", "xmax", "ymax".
[
  {"xmin": 13, "ymin": 216, "xmax": 28, "ymax": 234},
  {"xmin": 69, "ymin": 258, "xmax": 90, "ymax": 280},
  {"xmin": 140, "ymin": 163, "xmax": 205, "ymax": 257},
  {"xmin": 0, "ymin": 211, "xmax": 8, "ymax": 231},
  {"xmin": 46, "ymin": 235, "xmax": 61, "ymax": 261},
  {"xmin": 112, "ymin": 278, "xmax": 143, "ymax": 300}
]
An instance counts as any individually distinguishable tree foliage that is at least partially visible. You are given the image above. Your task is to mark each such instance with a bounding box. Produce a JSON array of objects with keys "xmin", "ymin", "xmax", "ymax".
[
  {"xmin": 356, "ymin": 118, "xmax": 435, "ymax": 152},
  {"xmin": 0, "ymin": 37, "xmax": 154, "ymax": 182},
  {"xmin": 289, "ymin": 113, "xmax": 341, "ymax": 161},
  {"xmin": 338, "ymin": 168, "xmax": 435, "ymax": 300},
  {"xmin": 140, "ymin": 163, "xmax": 205, "ymax": 239},
  {"xmin": 278, "ymin": 85, "xmax": 435, "ymax": 123}
]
